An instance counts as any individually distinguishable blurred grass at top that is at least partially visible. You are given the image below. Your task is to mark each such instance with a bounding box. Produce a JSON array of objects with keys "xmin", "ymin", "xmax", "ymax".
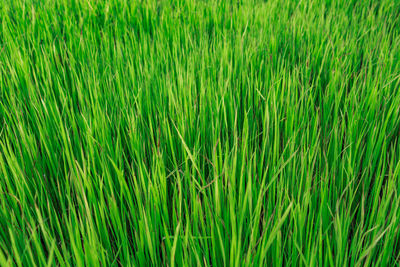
[{"xmin": 0, "ymin": 0, "xmax": 400, "ymax": 266}]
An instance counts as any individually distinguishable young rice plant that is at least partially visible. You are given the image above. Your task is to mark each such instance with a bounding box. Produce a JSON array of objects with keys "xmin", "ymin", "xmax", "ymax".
[{"xmin": 0, "ymin": 0, "xmax": 400, "ymax": 266}]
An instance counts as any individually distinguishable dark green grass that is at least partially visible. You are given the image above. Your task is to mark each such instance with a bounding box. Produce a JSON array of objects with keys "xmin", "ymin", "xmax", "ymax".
[{"xmin": 1, "ymin": 0, "xmax": 400, "ymax": 266}]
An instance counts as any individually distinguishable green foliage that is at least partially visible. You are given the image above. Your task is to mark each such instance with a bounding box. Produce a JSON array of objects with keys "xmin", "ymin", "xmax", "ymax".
[{"xmin": 1, "ymin": 0, "xmax": 400, "ymax": 265}]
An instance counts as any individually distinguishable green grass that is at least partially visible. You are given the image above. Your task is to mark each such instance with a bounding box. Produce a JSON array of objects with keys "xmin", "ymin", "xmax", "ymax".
[{"xmin": 1, "ymin": 0, "xmax": 400, "ymax": 266}]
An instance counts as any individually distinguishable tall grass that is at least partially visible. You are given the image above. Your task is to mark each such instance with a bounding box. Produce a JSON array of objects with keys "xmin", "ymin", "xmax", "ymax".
[{"xmin": 1, "ymin": 0, "xmax": 400, "ymax": 265}]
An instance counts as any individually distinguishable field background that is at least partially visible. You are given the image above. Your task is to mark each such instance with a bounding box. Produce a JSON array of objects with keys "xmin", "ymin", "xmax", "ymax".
[{"xmin": 1, "ymin": 0, "xmax": 400, "ymax": 266}]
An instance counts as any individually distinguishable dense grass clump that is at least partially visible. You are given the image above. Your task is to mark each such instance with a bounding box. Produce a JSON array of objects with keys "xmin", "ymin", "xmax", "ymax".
[{"xmin": 1, "ymin": 0, "xmax": 400, "ymax": 265}]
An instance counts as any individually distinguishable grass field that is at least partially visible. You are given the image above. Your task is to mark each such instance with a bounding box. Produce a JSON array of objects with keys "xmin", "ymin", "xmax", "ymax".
[{"xmin": 1, "ymin": 0, "xmax": 400, "ymax": 266}]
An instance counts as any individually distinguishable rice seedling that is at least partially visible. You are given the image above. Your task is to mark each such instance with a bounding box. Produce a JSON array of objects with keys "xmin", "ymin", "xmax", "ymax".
[{"xmin": 0, "ymin": 0, "xmax": 400, "ymax": 265}]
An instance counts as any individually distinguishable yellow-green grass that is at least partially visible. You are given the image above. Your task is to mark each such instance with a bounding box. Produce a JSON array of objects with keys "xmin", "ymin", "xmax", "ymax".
[{"xmin": 0, "ymin": 0, "xmax": 400, "ymax": 266}]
